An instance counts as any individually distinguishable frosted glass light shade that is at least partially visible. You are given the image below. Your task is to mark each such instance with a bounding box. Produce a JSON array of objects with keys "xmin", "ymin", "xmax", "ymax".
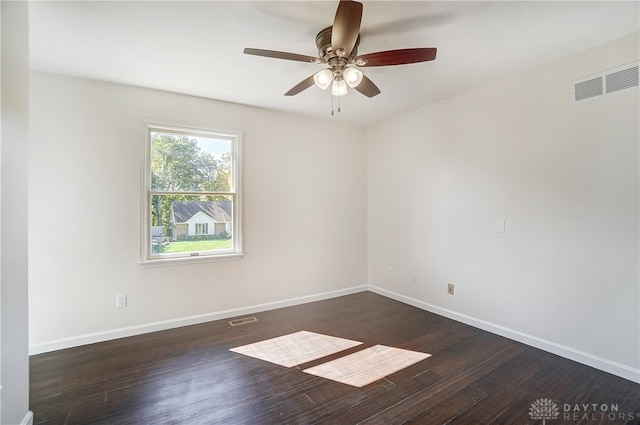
[
  {"xmin": 331, "ymin": 79, "xmax": 348, "ymax": 96},
  {"xmin": 343, "ymin": 68, "xmax": 363, "ymax": 88},
  {"xmin": 314, "ymin": 69, "xmax": 333, "ymax": 90}
]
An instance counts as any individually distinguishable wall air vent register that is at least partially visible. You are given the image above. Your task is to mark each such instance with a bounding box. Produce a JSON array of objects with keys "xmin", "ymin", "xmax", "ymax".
[{"xmin": 571, "ymin": 62, "xmax": 638, "ymax": 103}]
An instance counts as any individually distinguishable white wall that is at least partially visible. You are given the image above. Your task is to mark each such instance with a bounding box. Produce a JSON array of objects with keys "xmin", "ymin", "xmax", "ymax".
[
  {"xmin": 28, "ymin": 72, "xmax": 368, "ymax": 350},
  {"xmin": 368, "ymin": 33, "xmax": 639, "ymax": 381},
  {"xmin": 1, "ymin": 2, "xmax": 32, "ymax": 424}
]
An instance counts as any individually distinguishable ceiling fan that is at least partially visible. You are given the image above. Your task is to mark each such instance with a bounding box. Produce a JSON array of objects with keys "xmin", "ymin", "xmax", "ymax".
[{"xmin": 244, "ymin": 0, "xmax": 437, "ymax": 99}]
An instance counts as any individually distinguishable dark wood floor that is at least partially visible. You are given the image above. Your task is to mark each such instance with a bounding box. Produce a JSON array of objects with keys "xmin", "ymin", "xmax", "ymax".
[{"xmin": 30, "ymin": 292, "xmax": 640, "ymax": 424}]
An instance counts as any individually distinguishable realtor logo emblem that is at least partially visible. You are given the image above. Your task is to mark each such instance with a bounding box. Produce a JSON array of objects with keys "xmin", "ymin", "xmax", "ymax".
[{"xmin": 529, "ymin": 398, "xmax": 560, "ymax": 424}]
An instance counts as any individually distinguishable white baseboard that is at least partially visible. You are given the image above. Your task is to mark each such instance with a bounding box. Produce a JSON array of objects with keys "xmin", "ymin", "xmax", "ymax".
[
  {"xmin": 29, "ymin": 283, "xmax": 639, "ymax": 384},
  {"xmin": 21, "ymin": 411, "xmax": 34, "ymax": 425},
  {"xmin": 29, "ymin": 285, "xmax": 368, "ymax": 355},
  {"xmin": 368, "ymin": 285, "xmax": 640, "ymax": 384}
]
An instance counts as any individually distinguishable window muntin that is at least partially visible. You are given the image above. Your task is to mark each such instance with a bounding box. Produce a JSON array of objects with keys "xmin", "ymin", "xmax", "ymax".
[{"xmin": 142, "ymin": 123, "xmax": 242, "ymax": 263}]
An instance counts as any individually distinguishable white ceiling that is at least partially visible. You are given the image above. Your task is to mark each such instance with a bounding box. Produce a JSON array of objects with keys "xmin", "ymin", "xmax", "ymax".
[{"xmin": 29, "ymin": 1, "xmax": 639, "ymax": 126}]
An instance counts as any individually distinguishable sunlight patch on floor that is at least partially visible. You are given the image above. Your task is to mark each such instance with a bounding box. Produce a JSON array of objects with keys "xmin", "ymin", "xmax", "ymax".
[
  {"xmin": 303, "ymin": 344, "xmax": 431, "ymax": 387},
  {"xmin": 230, "ymin": 331, "xmax": 431, "ymax": 387},
  {"xmin": 229, "ymin": 330, "xmax": 362, "ymax": 367}
]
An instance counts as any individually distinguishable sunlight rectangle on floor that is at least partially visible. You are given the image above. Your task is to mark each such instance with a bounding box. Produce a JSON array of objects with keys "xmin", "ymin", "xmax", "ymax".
[
  {"xmin": 229, "ymin": 330, "xmax": 362, "ymax": 367},
  {"xmin": 303, "ymin": 345, "xmax": 431, "ymax": 387}
]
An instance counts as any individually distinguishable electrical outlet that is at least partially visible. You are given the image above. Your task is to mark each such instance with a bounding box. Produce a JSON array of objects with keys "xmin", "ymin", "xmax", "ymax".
[
  {"xmin": 411, "ymin": 273, "xmax": 418, "ymax": 285},
  {"xmin": 116, "ymin": 293, "xmax": 127, "ymax": 308},
  {"xmin": 447, "ymin": 283, "xmax": 455, "ymax": 295},
  {"xmin": 387, "ymin": 267, "xmax": 393, "ymax": 278}
]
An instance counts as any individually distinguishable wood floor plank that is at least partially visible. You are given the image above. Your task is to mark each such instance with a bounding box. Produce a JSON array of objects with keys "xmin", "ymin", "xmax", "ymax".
[
  {"xmin": 313, "ymin": 370, "xmax": 446, "ymax": 425},
  {"xmin": 403, "ymin": 384, "xmax": 488, "ymax": 425},
  {"xmin": 356, "ymin": 340, "xmax": 524, "ymax": 425},
  {"xmin": 30, "ymin": 292, "xmax": 640, "ymax": 425},
  {"xmin": 447, "ymin": 381, "xmax": 528, "ymax": 424}
]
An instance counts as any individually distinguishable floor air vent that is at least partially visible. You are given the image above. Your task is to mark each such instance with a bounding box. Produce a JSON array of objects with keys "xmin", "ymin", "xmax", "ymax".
[
  {"xmin": 229, "ymin": 316, "xmax": 258, "ymax": 326},
  {"xmin": 571, "ymin": 62, "xmax": 638, "ymax": 104}
]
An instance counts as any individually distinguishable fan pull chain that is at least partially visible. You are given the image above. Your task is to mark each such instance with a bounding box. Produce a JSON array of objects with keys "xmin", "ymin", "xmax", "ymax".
[{"xmin": 330, "ymin": 94, "xmax": 342, "ymax": 116}]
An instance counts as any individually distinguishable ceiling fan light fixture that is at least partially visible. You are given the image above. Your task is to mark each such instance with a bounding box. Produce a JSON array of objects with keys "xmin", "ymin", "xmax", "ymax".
[
  {"xmin": 331, "ymin": 78, "xmax": 348, "ymax": 96},
  {"xmin": 343, "ymin": 67, "xmax": 363, "ymax": 88},
  {"xmin": 244, "ymin": 0, "xmax": 435, "ymax": 104},
  {"xmin": 314, "ymin": 69, "xmax": 333, "ymax": 90}
]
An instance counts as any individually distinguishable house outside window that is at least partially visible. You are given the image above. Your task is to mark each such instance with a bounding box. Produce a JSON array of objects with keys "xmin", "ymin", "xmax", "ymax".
[{"xmin": 141, "ymin": 122, "xmax": 243, "ymax": 264}]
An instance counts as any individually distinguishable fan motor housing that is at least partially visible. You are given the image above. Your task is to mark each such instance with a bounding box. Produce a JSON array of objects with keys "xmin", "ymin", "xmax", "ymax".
[{"xmin": 316, "ymin": 26, "xmax": 359, "ymax": 63}]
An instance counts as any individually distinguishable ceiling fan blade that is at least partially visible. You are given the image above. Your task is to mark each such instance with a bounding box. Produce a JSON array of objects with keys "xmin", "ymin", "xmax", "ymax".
[
  {"xmin": 244, "ymin": 48, "xmax": 321, "ymax": 64},
  {"xmin": 331, "ymin": 1, "xmax": 363, "ymax": 57},
  {"xmin": 354, "ymin": 74, "xmax": 381, "ymax": 98},
  {"xmin": 357, "ymin": 48, "xmax": 437, "ymax": 67},
  {"xmin": 284, "ymin": 75, "xmax": 316, "ymax": 96}
]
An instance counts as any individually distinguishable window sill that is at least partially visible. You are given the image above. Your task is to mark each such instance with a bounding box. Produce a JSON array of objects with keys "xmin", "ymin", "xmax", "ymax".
[{"xmin": 139, "ymin": 252, "xmax": 244, "ymax": 267}]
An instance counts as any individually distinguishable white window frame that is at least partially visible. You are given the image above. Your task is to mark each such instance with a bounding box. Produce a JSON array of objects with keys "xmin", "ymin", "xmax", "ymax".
[{"xmin": 140, "ymin": 121, "xmax": 243, "ymax": 266}]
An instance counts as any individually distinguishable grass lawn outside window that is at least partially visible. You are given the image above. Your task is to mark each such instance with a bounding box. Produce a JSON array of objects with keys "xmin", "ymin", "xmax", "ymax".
[{"xmin": 156, "ymin": 239, "xmax": 232, "ymax": 253}]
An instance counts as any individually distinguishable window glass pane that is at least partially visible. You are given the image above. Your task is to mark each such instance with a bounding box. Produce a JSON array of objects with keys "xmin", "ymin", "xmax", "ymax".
[
  {"xmin": 150, "ymin": 194, "xmax": 234, "ymax": 256},
  {"xmin": 143, "ymin": 123, "xmax": 241, "ymax": 263},
  {"xmin": 150, "ymin": 130, "xmax": 232, "ymax": 192}
]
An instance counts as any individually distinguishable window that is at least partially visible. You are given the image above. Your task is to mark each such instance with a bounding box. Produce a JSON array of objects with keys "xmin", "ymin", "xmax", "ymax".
[
  {"xmin": 141, "ymin": 122, "xmax": 242, "ymax": 264},
  {"xmin": 195, "ymin": 223, "xmax": 208, "ymax": 235}
]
